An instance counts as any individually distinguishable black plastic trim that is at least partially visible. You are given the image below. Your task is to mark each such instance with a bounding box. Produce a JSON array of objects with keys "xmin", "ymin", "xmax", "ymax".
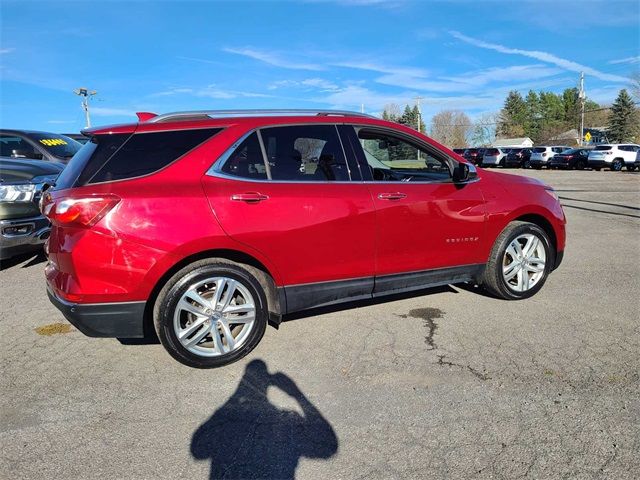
[
  {"xmin": 554, "ymin": 250, "xmax": 564, "ymax": 270},
  {"xmin": 47, "ymin": 286, "xmax": 145, "ymax": 338},
  {"xmin": 283, "ymin": 264, "xmax": 483, "ymax": 313}
]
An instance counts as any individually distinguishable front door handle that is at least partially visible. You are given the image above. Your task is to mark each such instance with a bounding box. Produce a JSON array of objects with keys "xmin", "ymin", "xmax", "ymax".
[
  {"xmin": 377, "ymin": 192, "xmax": 407, "ymax": 200},
  {"xmin": 231, "ymin": 192, "xmax": 269, "ymax": 203}
]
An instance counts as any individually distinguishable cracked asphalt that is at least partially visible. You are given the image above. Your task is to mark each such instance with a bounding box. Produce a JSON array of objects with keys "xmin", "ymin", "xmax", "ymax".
[{"xmin": 1, "ymin": 169, "xmax": 639, "ymax": 479}]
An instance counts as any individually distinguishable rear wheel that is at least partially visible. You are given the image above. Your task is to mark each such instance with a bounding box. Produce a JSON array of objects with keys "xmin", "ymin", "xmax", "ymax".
[
  {"xmin": 611, "ymin": 158, "xmax": 624, "ymax": 171},
  {"xmin": 627, "ymin": 165, "xmax": 637, "ymax": 172},
  {"xmin": 154, "ymin": 259, "xmax": 268, "ymax": 368},
  {"xmin": 481, "ymin": 221, "xmax": 553, "ymax": 300},
  {"xmin": 575, "ymin": 160, "xmax": 586, "ymax": 170},
  {"xmin": 523, "ymin": 160, "xmax": 531, "ymax": 169}
]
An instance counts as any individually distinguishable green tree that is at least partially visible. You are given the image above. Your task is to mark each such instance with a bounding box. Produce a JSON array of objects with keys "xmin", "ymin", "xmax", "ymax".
[
  {"xmin": 561, "ymin": 88, "xmax": 580, "ymax": 128},
  {"xmin": 398, "ymin": 105, "xmax": 426, "ymax": 133},
  {"xmin": 607, "ymin": 89, "xmax": 640, "ymax": 142},
  {"xmin": 524, "ymin": 90, "xmax": 541, "ymax": 142},
  {"xmin": 498, "ymin": 91, "xmax": 527, "ymax": 137}
]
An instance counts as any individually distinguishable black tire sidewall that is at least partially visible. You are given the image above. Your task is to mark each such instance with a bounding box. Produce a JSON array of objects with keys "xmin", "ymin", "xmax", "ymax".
[
  {"xmin": 490, "ymin": 223, "xmax": 554, "ymax": 300},
  {"xmin": 156, "ymin": 263, "xmax": 268, "ymax": 368}
]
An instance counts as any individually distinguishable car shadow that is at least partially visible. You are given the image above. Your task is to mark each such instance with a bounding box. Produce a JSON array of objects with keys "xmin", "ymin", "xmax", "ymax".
[
  {"xmin": 0, "ymin": 251, "xmax": 47, "ymax": 271},
  {"xmin": 191, "ymin": 359, "xmax": 338, "ymax": 479},
  {"xmin": 282, "ymin": 284, "xmax": 458, "ymax": 323},
  {"xmin": 559, "ymin": 196, "xmax": 640, "ymax": 211}
]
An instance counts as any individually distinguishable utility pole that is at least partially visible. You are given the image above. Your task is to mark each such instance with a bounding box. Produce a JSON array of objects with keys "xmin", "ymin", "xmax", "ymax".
[
  {"xmin": 578, "ymin": 72, "xmax": 586, "ymax": 146},
  {"xmin": 414, "ymin": 95, "xmax": 424, "ymax": 133},
  {"xmin": 74, "ymin": 87, "xmax": 97, "ymax": 128}
]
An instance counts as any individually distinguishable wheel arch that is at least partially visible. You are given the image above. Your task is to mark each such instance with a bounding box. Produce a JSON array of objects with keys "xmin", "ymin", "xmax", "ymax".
[
  {"xmin": 513, "ymin": 213, "xmax": 557, "ymax": 254},
  {"xmin": 143, "ymin": 248, "xmax": 284, "ymax": 337}
]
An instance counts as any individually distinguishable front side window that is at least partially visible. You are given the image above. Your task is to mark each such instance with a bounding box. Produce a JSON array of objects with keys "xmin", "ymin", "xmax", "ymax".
[
  {"xmin": 357, "ymin": 129, "xmax": 451, "ymax": 182},
  {"xmin": 261, "ymin": 125, "xmax": 350, "ymax": 181}
]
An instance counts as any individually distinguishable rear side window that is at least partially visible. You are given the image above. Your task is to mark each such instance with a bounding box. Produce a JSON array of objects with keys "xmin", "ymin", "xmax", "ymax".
[
  {"xmin": 533, "ymin": 147, "xmax": 546, "ymax": 153},
  {"xmin": 220, "ymin": 132, "xmax": 267, "ymax": 180},
  {"xmin": 595, "ymin": 145, "xmax": 612, "ymax": 151},
  {"xmin": 262, "ymin": 125, "xmax": 349, "ymax": 181}
]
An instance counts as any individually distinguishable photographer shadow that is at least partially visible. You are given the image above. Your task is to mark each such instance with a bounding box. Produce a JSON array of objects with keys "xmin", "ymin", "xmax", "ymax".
[{"xmin": 191, "ymin": 359, "xmax": 338, "ymax": 479}]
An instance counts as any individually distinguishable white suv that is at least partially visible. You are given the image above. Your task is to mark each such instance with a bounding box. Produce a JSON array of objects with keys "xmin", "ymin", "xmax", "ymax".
[
  {"xmin": 529, "ymin": 146, "xmax": 569, "ymax": 169},
  {"xmin": 587, "ymin": 144, "xmax": 640, "ymax": 171},
  {"xmin": 481, "ymin": 147, "xmax": 509, "ymax": 167}
]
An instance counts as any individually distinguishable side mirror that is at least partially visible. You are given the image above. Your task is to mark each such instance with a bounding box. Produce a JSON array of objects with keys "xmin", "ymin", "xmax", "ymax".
[{"xmin": 452, "ymin": 162, "xmax": 477, "ymax": 183}]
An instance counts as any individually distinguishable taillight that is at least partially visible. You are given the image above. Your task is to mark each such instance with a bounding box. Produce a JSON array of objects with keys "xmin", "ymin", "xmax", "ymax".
[{"xmin": 43, "ymin": 194, "xmax": 120, "ymax": 227}]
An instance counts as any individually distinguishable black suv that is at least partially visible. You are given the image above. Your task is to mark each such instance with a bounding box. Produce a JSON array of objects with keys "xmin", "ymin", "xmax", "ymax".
[
  {"xmin": 0, "ymin": 157, "xmax": 62, "ymax": 260},
  {"xmin": 504, "ymin": 148, "xmax": 532, "ymax": 168},
  {"xmin": 463, "ymin": 148, "xmax": 484, "ymax": 165},
  {"xmin": 0, "ymin": 130, "xmax": 82, "ymax": 164},
  {"xmin": 549, "ymin": 148, "xmax": 591, "ymax": 170}
]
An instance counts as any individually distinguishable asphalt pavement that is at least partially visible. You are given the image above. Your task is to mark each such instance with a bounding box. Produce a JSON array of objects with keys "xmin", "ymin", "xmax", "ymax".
[{"xmin": 1, "ymin": 169, "xmax": 639, "ymax": 479}]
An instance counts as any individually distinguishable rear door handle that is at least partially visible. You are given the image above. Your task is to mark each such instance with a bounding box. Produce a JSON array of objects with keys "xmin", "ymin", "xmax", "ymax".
[
  {"xmin": 231, "ymin": 192, "xmax": 269, "ymax": 203},
  {"xmin": 377, "ymin": 192, "xmax": 407, "ymax": 200}
]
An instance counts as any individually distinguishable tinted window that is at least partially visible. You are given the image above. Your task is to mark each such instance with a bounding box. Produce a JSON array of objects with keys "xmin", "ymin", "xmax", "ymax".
[
  {"xmin": 28, "ymin": 133, "xmax": 81, "ymax": 159},
  {"xmin": 595, "ymin": 145, "xmax": 612, "ymax": 151},
  {"xmin": 533, "ymin": 147, "xmax": 547, "ymax": 153},
  {"xmin": 89, "ymin": 128, "xmax": 220, "ymax": 184},
  {"xmin": 220, "ymin": 132, "xmax": 267, "ymax": 180},
  {"xmin": 0, "ymin": 135, "xmax": 40, "ymax": 159},
  {"xmin": 262, "ymin": 125, "xmax": 349, "ymax": 181},
  {"xmin": 357, "ymin": 129, "xmax": 451, "ymax": 182},
  {"xmin": 485, "ymin": 148, "xmax": 500, "ymax": 155}
]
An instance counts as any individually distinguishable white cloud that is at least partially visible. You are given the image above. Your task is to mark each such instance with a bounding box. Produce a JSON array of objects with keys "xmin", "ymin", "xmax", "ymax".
[
  {"xmin": 46, "ymin": 120, "xmax": 75, "ymax": 124},
  {"xmin": 0, "ymin": 48, "xmax": 14, "ymax": 54},
  {"xmin": 269, "ymin": 78, "xmax": 340, "ymax": 92},
  {"xmin": 151, "ymin": 85, "xmax": 272, "ymax": 100},
  {"xmin": 608, "ymin": 56, "xmax": 640, "ymax": 65},
  {"xmin": 223, "ymin": 47, "xmax": 324, "ymax": 71},
  {"xmin": 449, "ymin": 31, "xmax": 630, "ymax": 83}
]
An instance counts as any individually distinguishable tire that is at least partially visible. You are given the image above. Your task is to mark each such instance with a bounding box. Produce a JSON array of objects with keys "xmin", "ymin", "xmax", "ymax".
[
  {"xmin": 523, "ymin": 160, "xmax": 531, "ymax": 169},
  {"xmin": 575, "ymin": 160, "xmax": 586, "ymax": 170},
  {"xmin": 611, "ymin": 158, "xmax": 624, "ymax": 171},
  {"xmin": 594, "ymin": 167, "xmax": 601, "ymax": 171},
  {"xmin": 627, "ymin": 165, "xmax": 636, "ymax": 172},
  {"xmin": 153, "ymin": 258, "xmax": 269, "ymax": 368},
  {"xmin": 480, "ymin": 221, "xmax": 554, "ymax": 300}
]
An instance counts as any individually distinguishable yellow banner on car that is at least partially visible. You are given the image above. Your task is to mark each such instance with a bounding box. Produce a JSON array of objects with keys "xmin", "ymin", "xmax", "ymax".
[{"xmin": 39, "ymin": 138, "xmax": 68, "ymax": 146}]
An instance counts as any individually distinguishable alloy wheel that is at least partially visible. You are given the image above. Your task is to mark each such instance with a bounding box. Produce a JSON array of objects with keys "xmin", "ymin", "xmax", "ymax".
[
  {"xmin": 502, "ymin": 234, "xmax": 547, "ymax": 292},
  {"xmin": 173, "ymin": 277, "xmax": 256, "ymax": 357}
]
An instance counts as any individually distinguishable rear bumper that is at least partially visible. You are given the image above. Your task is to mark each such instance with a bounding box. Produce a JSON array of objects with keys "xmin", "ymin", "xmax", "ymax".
[
  {"xmin": 0, "ymin": 215, "xmax": 50, "ymax": 260},
  {"xmin": 47, "ymin": 285, "xmax": 145, "ymax": 338}
]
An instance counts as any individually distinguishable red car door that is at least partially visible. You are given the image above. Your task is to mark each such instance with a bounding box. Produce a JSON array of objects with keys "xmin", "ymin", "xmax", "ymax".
[
  {"xmin": 342, "ymin": 126, "xmax": 486, "ymax": 288},
  {"xmin": 201, "ymin": 124, "xmax": 376, "ymax": 310}
]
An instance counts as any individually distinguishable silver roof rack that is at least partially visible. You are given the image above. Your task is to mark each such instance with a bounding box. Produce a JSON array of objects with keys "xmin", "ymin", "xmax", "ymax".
[{"xmin": 147, "ymin": 109, "xmax": 376, "ymax": 123}]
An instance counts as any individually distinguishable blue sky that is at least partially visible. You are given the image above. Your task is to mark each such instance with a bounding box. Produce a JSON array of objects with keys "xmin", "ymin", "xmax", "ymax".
[{"xmin": 1, "ymin": 0, "xmax": 638, "ymax": 132}]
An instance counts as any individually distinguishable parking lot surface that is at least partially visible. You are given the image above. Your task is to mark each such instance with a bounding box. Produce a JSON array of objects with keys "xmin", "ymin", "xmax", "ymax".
[{"xmin": 1, "ymin": 170, "xmax": 639, "ymax": 479}]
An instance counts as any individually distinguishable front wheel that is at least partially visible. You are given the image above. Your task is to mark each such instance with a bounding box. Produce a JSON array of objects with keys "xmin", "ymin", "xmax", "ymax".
[
  {"xmin": 480, "ymin": 221, "xmax": 554, "ymax": 300},
  {"xmin": 523, "ymin": 160, "xmax": 531, "ymax": 169},
  {"xmin": 154, "ymin": 259, "xmax": 268, "ymax": 368}
]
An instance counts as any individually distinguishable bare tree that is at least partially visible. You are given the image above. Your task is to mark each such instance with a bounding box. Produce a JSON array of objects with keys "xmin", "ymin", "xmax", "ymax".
[
  {"xmin": 471, "ymin": 113, "xmax": 498, "ymax": 147},
  {"xmin": 382, "ymin": 103, "xmax": 402, "ymax": 121},
  {"xmin": 430, "ymin": 110, "xmax": 472, "ymax": 148}
]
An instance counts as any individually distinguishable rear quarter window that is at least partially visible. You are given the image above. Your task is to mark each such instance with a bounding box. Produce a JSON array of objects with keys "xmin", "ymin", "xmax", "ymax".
[{"xmin": 55, "ymin": 128, "xmax": 222, "ymax": 189}]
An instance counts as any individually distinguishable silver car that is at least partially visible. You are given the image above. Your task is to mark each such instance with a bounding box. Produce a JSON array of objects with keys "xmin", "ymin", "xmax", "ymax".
[
  {"xmin": 482, "ymin": 147, "xmax": 509, "ymax": 167},
  {"xmin": 529, "ymin": 146, "xmax": 569, "ymax": 169}
]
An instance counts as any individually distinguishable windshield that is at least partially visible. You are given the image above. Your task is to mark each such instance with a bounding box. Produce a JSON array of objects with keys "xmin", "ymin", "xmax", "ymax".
[
  {"xmin": 562, "ymin": 149, "xmax": 580, "ymax": 154},
  {"xmin": 29, "ymin": 133, "xmax": 82, "ymax": 159}
]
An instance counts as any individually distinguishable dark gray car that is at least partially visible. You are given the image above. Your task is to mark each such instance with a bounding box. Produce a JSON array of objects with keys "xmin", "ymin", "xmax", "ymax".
[
  {"xmin": 0, "ymin": 157, "xmax": 63, "ymax": 260},
  {"xmin": 0, "ymin": 129, "xmax": 82, "ymax": 164}
]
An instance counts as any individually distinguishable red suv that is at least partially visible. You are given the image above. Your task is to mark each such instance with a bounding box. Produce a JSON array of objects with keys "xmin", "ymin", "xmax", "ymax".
[{"xmin": 43, "ymin": 110, "xmax": 566, "ymax": 368}]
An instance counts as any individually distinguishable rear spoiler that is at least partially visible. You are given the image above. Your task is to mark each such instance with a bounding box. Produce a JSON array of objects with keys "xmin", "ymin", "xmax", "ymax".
[{"xmin": 136, "ymin": 112, "xmax": 158, "ymax": 122}]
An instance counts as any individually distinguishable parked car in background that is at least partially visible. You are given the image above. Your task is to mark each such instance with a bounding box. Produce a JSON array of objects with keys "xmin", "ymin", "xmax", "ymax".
[
  {"xmin": 481, "ymin": 147, "xmax": 509, "ymax": 167},
  {"xmin": 529, "ymin": 146, "xmax": 570, "ymax": 169},
  {"xmin": 463, "ymin": 148, "xmax": 484, "ymax": 165},
  {"xmin": 504, "ymin": 148, "xmax": 532, "ymax": 168},
  {"xmin": 452, "ymin": 148, "xmax": 466, "ymax": 155},
  {"xmin": 0, "ymin": 130, "xmax": 82, "ymax": 164},
  {"xmin": 0, "ymin": 157, "xmax": 62, "ymax": 260},
  {"xmin": 42, "ymin": 109, "xmax": 565, "ymax": 368},
  {"xmin": 634, "ymin": 150, "xmax": 640, "ymax": 171},
  {"xmin": 587, "ymin": 144, "xmax": 640, "ymax": 171},
  {"xmin": 549, "ymin": 148, "xmax": 591, "ymax": 170},
  {"xmin": 62, "ymin": 133, "xmax": 90, "ymax": 145}
]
